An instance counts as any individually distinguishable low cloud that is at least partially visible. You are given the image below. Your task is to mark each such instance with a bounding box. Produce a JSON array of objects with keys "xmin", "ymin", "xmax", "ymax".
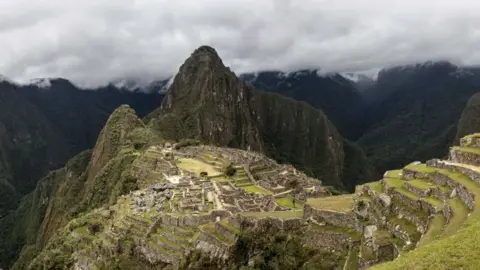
[{"xmin": 1, "ymin": 0, "xmax": 480, "ymax": 87}]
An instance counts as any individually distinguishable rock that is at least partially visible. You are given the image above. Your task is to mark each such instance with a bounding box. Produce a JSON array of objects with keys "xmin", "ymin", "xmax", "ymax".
[
  {"xmin": 100, "ymin": 209, "xmax": 111, "ymax": 218},
  {"xmin": 364, "ymin": 225, "xmax": 377, "ymax": 239},
  {"xmin": 450, "ymin": 189, "xmax": 457, "ymax": 198},
  {"xmin": 378, "ymin": 194, "xmax": 392, "ymax": 207}
]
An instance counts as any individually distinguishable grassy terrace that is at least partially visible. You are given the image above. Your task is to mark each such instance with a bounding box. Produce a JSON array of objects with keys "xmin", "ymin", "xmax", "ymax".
[
  {"xmin": 408, "ymin": 179, "xmax": 434, "ymax": 190},
  {"xmin": 385, "ymin": 169, "xmax": 403, "ymax": 178},
  {"xmin": 240, "ymin": 184, "xmax": 272, "ymax": 195},
  {"xmin": 372, "ymin": 162, "xmax": 480, "ymax": 269},
  {"xmin": 367, "ymin": 181, "xmax": 383, "ymax": 193},
  {"xmin": 384, "ymin": 177, "xmax": 443, "ymax": 208},
  {"xmin": 417, "ymin": 214, "xmax": 445, "ymax": 247},
  {"xmin": 451, "ymin": 146, "xmax": 480, "ymax": 155},
  {"xmin": 404, "ymin": 163, "xmax": 435, "ymax": 174},
  {"xmin": 240, "ymin": 211, "xmax": 303, "ymax": 219},
  {"xmin": 176, "ymin": 158, "xmax": 222, "ymax": 177},
  {"xmin": 306, "ymin": 194, "xmax": 354, "ymax": 212},
  {"xmin": 440, "ymin": 197, "xmax": 469, "ymax": 239},
  {"xmin": 219, "ymin": 220, "xmax": 240, "ymax": 234},
  {"xmin": 200, "ymin": 222, "xmax": 234, "ymax": 244},
  {"xmin": 276, "ymin": 197, "xmax": 304, "ymax": 210},
  {"xmin": 388, "ymin": 215, "xmax": 422, "ymax": 244}
]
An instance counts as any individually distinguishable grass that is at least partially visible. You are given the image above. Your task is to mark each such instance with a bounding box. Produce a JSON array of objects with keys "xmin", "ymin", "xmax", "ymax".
[
  {"xmin": 451, "ymin": 146, "xmax": 480, "ymax": 155},
  {"xmin": 306, "ymin": 194, "xmax": 354, "ymax": 212},
  {"xmin": 385, "ymin": 170, "xmax": 403, "ymax": 178},
  {"xmin": 404, "ymin": 163, "xmax": 436, "ymax": 174},
  {"xmin": 175, "ymin": 158, "xmax": 222, "ymax": 177},
  {"xmin": 372, "ymin": 164, "xmax": 480, "ymax": 269},
  {"xmin": 388, "ymin": 216, "xmax": 422, "ymax": 243},
  {"xmin": 240, "ymin": 211, "xmax": 303, "ymax": 219},
  {"xmin": 276, "ymin": 197, "xmax": 304, "ymax": 210},
  {"xmin": 344, "ymin": 244, "xmax": 360, "ymax": 270},
  {"xmin": 417, "ymin": 214, "xmax": 445, "ymax": 247},
  {"xmin": 383, "ymin": 178, "xmax": 420, "ymax": 201},
  {"xmin": 240, "ymin": 184, "xmax": 272, "ymax": 195},
  {"xmin": 439, "ymin": 197, "xmax": 470, "ymax": 239},
  {"xmin": 408, "ymin": 179, "xmax": 434, "ymax": 190},
  {"xmin": 367, "ymin": 181, "xmax": 383, "ymax": 193},
  {"xmin": 219, "ymin": 220, "xmax": 240, "ymax": 234}
]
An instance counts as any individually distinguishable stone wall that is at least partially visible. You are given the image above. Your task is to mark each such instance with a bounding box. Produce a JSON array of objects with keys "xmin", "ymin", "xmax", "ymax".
[
  {"xmin": 460, "ymin": 135, "xmax": 480, "ymax": 148},
  {"xmin": 159, "ymin": 210, "xmax": 232, "ymax": 227},
  {"xmin": 403, "ymin": 182, "xmax": 431, "ymax": 197},
  {"xmin": 443, "ymin": 201, "xmax": 453, "ymax": 223},
  {"xmin": 302, "ymin": 230, "xmax": 352, "ymax": 252},
  {"xmin": 403, "ymin": 169, "xmax": 432, "ymax": 181},
  {"xmin": 215, "ymin": 222, "xmax": 236, "ymax": 241},
  {"xmin": 391, "ymin": 204, "xmax": 428, "ymax": 233},
  {"xmin": 431, "ymin": 187, "xmax": 448, "ymax": 201},
  {"xmin": 303, "ymin": 204, "xmax": 362, "ymax": 232},
  {"xmin": 137, "ymin": 241, "xmax": 182, "ymax": 266},
  {"xmin": 449, "ymin": 148, "xmax": 480, "ymax": 167}
]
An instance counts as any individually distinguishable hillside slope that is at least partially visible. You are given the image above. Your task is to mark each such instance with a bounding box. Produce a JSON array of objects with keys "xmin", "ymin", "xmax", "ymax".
[{"xmin": 0, "ymin": 80, "xmax": 163, "ymax": 215}]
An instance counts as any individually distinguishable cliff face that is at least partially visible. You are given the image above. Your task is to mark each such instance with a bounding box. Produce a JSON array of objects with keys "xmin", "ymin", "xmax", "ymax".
[
  {"xmin": 456, "ymin": 92, "xmax": 480, "ymax": 143},
  {"xmin": 149, "ymin": 46, "xmax": 373, "ymax": 189},
  {"xmin": 150, "ymin": 46, "xmax": 263, "ymax": 151}
]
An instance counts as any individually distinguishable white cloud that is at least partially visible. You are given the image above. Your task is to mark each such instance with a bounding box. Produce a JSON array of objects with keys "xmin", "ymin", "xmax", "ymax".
[{"xmin": 1, "ymin": 0, "xmax": 480, "ymax": 87}]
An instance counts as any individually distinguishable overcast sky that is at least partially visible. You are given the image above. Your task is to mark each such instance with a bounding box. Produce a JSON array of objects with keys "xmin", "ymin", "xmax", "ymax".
[{"xmin": 1, "ymin": 0, "xmax": 480, "ymax": 87}]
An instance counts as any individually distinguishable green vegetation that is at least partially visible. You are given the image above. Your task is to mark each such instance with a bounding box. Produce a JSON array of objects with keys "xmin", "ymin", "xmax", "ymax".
[
  {"xmin": 240, "ymin": 211, "xmax": 303, "ymax": 219},
  {"xmin": 275, "ymin": 197, "xmax": 304, "ymax": 210},
  {"xmin": 417, "ymin": 214, "xmax": 445, "ymax": 247},
  {"xmin": 176, "ymin": 158, "xmax": 222, "ymax": 177},
  {"xmin": 306, "ymin": 194, "xmax": 354, "ymax": 212},
  {"xmin": 239, "ymin": 185, "xmax": 272, "ymax": 195},
  {"xmin": 223, "ymin": 164, "xmax": 237, "ymax": 177},
  {"xmin": 385, "ymin": 170, "xmax": 403, "ymax": 178},
  {"xmin": 451, "ymin": 146, "xmax": 480, "ymax": 155},
  {"xmin": 439, "ymin": 197, "xmax": 470, "ymax": 239}
]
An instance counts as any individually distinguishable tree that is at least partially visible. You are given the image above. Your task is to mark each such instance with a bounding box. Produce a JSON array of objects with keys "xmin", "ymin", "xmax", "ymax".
[
  {"xmin": 223, "ymin": 164, "xmax": 237, "ymax": 177},
  {"xmin": 200, "ymin": 171, "xmax": 208, "ymax": 178}
]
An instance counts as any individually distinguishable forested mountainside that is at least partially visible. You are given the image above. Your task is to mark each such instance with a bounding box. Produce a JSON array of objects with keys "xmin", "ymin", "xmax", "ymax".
[
  {"xmin": 240, "ymin": 71, "xmax": 365, "ymax": 140},
  {"xmin": 242, "ymin": 62, "xmax": 480, "ymax": 175},
  {"xmin": 0, "ymin": 79, "xmax": 163, "ymax": 216}
]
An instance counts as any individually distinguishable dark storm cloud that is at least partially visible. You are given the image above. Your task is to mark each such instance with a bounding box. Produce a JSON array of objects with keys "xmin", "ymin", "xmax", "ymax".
[{"xmin": 0, "ymin": 0, "xmax": 480, "ymax": 87}]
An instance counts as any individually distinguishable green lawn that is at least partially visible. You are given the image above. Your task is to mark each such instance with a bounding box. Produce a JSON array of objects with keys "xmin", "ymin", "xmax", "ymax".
[
  {"xmin": 240, "ymin": 185, "xmax": 272, "ymax": 195},
  {"xmin": 210, "ymin": 176, "xmax": 230, "ymax": 183},
  {"xmin": 404, "ymin": 163, "xmax": 436, "ymax": 174},
  {"xmin": 367, "ymin": 182, "xmax": 383, "ymax": 193},
  {"xmin": 385, "ymin": 170, "xmax": 403, "ymax": 178},
  {"xmin": 176, "ymin": 158, "xmax": 222, "ymax": 177},
  {"xmin": 306, "ymin": 194, "xmax": 354, "ymax": 212},
  {"xmin": 240, "ymin": 211, "xmax": 303, "ymax": 219},
  {"xmin": 276, "ymin": 197, "xmax": 304, "ymax": 210},
  {"xmin": 408, "ymin": 179, "xmax": 433, "ymax": 190}
]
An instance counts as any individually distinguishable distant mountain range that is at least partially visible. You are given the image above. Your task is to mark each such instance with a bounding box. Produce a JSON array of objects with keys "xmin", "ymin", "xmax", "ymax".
[{"xmin": 0, "ymin": 78, "xmax": 164, "ymax": 216}]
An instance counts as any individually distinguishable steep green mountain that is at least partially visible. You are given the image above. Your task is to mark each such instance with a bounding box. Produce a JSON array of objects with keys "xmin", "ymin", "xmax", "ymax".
[
  {"xmin": 149, "ymin": 46, "xmax": 374, "ymax": 191},
  {"xmin": 0, "ymin": 105, "xmax": 159, "ymax": 269},
  {"xmin": 240, "ymin": 71, "xmax": 366, "ymax": 140},
  {"xmin": 358, "ymin": 62, "xmax": 480, "ymax": 173},
  {"xmin": 0, "ymin": 79, "xmax": 163, "ymax": 215},
  {"xmin": 456, "ymin": 92, "xmax": 480, "ymax": 142}
]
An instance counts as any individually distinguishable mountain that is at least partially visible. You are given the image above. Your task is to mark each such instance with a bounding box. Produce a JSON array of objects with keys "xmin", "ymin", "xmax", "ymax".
[
  {"xmin": 456, "ymin": 92, "xmax": 480, "ymax": 142},
  {"xmin": 0, "ymin": 79, "xmax": 163, "ymax": 216},
  {"xmin": 358, "ymin": 61, "xmax": 480, "ymax": 173},
  {"xmin": 240, "ymin": 70, "xmax": 366, "ymax": 140},
  {"xmin": 149, "ymin": 46, "xmax": 374, "ymax": 190}
]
